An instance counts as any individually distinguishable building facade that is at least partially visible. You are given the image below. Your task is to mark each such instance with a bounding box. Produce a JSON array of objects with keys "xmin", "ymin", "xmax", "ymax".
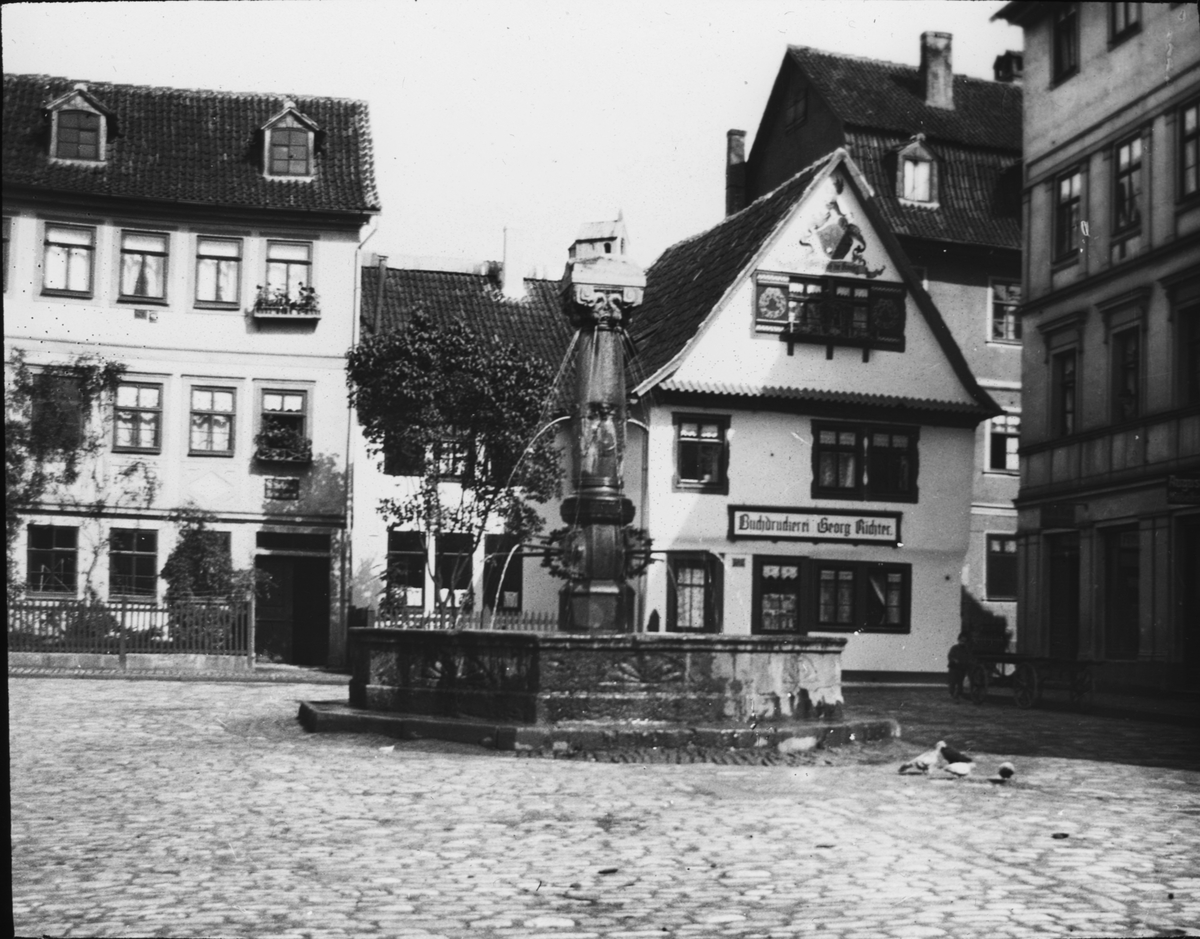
[
  {"xmin": 728, "ymin": 35, "xmax": 1025, "ymax": 640},
  {"xmin": 3, "ymin": 74, "xmax": 379, "ymax": 667},
  {"xmin": 995, "ymin": 2, "xmax": 1200, "ymax": 690},
  {"xmin": 629, "ymin": 150, "xmax": 999, "ymax": 678}
]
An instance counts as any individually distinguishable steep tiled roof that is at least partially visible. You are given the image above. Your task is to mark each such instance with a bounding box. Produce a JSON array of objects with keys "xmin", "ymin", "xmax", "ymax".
[
  {"xmin": 362, "ymin": 267, "xmax": 576, "ymax": 377},
  {"xmin": 629, "ymin": 156, "xmax": 830, "ymax": 387},
  {"xmin": 846, "ymin": 131, "xmax": 1021, "ymax": 250},
  {"xmin": 787, "ymin": 46, "xmax": 1022, "ymax": 151},
  {"xmin": 3, "ymin": 73, "xmax": 379, "ymax": 215},
  {"xmin": 629, "ymin": 149, "xmax": 999, "ymax": 421}
]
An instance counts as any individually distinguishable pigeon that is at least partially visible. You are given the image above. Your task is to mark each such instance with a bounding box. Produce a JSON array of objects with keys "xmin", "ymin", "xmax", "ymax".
[
  {"xmin": 944, "ymin": 761, "xmax": 974, "ymax": 778},
  {"xmin": 898, "ymin": 743, "xmax": 942, "ymax": 774},
  {"xmin": 937, "ymin": 741, "xmax": 974, "ymax": 766},
  {"xmin": 997, "ymin": 761, "xmax": 1015, "ymax": 780}
]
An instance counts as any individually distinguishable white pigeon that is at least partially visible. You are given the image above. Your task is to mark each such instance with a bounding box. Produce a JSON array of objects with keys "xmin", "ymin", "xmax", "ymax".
[
  {"xmin": 997, "ymin": 761, "xmax": 1015, "ymax": 780},
  {"xmin": 944, "ymin": 761, "xmax": 974, "ymax": 778},
  {"xmin": 898, "ymin": 743, "xmax": 943, "ymax": 774}
]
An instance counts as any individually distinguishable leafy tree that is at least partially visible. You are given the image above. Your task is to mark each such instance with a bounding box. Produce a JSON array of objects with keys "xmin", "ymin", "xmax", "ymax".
[
  {"xmin": 346, "ymin": 311, "xmax": 562, "ymax": 618},
  {"xmin": 160, "ymin": 505, "xmax": 265, "ymax": 603},
  {"xmin": 5, "ymin": 350, "xmax": 127, "ymax": 601}
]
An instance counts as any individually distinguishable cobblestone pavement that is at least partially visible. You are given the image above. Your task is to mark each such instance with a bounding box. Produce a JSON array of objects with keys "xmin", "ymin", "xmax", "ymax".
[{"xmin": 10, "ymin": 678, "xmax": 1200, "ymax": 939}]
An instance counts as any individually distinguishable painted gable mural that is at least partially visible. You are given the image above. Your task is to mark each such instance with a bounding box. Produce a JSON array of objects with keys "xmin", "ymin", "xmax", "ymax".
[{"xmin": 669, "ymin": 165, "xmax": 977, "ymax": 407}]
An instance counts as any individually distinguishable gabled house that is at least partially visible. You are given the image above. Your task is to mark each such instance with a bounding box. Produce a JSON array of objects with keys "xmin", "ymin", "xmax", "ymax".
[
  {"xmin": 728, "ymin": 35, "xmax": 1025, "ymax": 640},
  {"xmin": 3, "ymin": 74, "xmax": 379, "ymax": 667},
  {"xmin": 628, "ymin": 148, "xmax": 1000, "ymax": 678},
  {"xmin": 350, "ymin": 252, "xmax": 575, "ymax": 627}
]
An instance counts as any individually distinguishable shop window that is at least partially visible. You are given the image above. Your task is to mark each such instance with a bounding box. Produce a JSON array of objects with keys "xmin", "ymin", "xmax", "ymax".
[
  {"xmin": 119, "ymin": 231, "xmax": 168, "ymax": 301},
  {"xmin": 1110, "ymin": 2, "xmax": 1140, "ymax": 44},
  {"xmin": 484, "ymin": 534, "xmax": 523, "ymax": 612},
  {"xmin": 1054, "ymin": 170, "xmax": 1082, "ymax": 262},
  {"xmin": 435, "ymin": 533, "xmax": 473, "ymax": 610},
  {"xmin": 54, "ymin": 109, "xmax": 103, "ymax": 161},
  {"xmin": 812, "ymin": 421, "xmax": 918, "ymax": 503},
  {"xmin": 752, "ymin": 558, "xmax": 801, "ymax": 635},
  {"xmin": 1053, "ymin": 3, "xmax": 1079, "ymax": 84},
  {"xmin": 1052, "ymin": 349, "xmax": 1078, "ymax": 437},
  {"xmin": 986, "ymin": 535, "xmax": 1018, "ymax": 601},
  {"xmin": 189, "ymin": 387, "xmax": 235, "ymax": 455},
  {"xmin": 816, "ymin": 562, "xmax": 909, "ymax": 633},
  {"xmin": 114, "ymin": 382, "xmax": 162, "ymax": 453},
  {"xmin": 673, "ymin": 415, "xmax": 729, "ymax": 493},
  {"xmin": 667, "ymin": 552, "xmax": 722, "ymax": 633},
  {"xmin": 1111, "ymin": 327, "xmax": 1141, "ymax": 422},
  {"xmin": 195, "ymin": 237, "xmax": 242, "ymax": 305},
  {"xmin": 990, "ymin": 279, "xmax": 1022, "ymax": 343},
  {"xmin": 42, "ymin": 224, "xmax": 95, "ymax": 296},
  {"xmin": 385, "ymin": 531, "xmax": 426, "ymax": 613},
  {"xmin": 1104, "ymin": 527, "xmax": 1140, "ymax": 660},
  {"xmin": 989, "ymin": 413, "xmax": 1021, "ymax": 472},
  {"xmin": 26, "ymin": 524, "xmax": 78, "ymax": 594},
  {"xmin": 1181, "ymin": 100, "xmax": 1199, "ymax": 202},
  {"xmin": 109, "ymin": 529, "xmax": 158, "ymax": 599}
]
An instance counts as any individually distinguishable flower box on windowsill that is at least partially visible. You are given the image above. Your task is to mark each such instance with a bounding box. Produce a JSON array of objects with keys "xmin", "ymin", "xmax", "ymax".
[
  {"xmin": 253, "ymin": 431, "xmax": 312, "ymax": 465},
  {"xmin": 250, "ymin": 286, "xmax": 321, "ymax": 320}
]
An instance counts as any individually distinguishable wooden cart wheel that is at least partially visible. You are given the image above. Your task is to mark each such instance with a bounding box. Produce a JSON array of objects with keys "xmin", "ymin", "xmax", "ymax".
[
  {"xmin": 948, "ymin": 666, "xmax": 965, "ymax": 700},
  {"xmin": 1069, "ymin": 665, "xmax": 1094, "ymax": 705},
  {"xmin": 1012, "ymin": 662, "xmax": 1039, "ymax": 709},
  {"xmin": 967, "ymin": 663, "xmax": 989, "ymax": 705}
]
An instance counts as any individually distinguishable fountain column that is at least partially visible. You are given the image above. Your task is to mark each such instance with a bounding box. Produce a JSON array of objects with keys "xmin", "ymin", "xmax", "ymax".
[{"xmin": 558, "ymin": 253, "xmax": 645, "ymax": 632}]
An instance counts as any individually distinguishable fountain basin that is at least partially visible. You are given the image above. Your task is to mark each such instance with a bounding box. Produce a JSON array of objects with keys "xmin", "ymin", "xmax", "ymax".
[{"xmin": 348, "ymin": 629, "xmax": 846, "ymax": 724}]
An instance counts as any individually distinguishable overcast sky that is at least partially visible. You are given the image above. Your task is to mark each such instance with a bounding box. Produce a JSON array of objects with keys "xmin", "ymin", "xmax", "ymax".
[{"xmin": 3, "ymin": 0, "xmax": 1022, "ymax": 276}]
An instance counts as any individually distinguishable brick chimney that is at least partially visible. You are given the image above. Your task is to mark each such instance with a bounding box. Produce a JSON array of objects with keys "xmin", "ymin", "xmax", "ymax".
[
  {"xmin": 993, "ymin": 50, "xmax": 1024, "ymax": 84},
  {"xmin": 726, "ymin": 129, "xmax": 746, "ymax": 217},
  {"xmin": 920, "ymin": 32, "xmax": 954, "ymax": 110},
  {"xmin": 501, "ymin": 227, "xmax": 525, "ymax": 300}
]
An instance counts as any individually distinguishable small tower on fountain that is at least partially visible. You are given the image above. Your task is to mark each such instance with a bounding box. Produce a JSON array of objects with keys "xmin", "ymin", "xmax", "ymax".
[{"xmin": 558, "ymin": 215, "xmax": 644, "ymax": 632}]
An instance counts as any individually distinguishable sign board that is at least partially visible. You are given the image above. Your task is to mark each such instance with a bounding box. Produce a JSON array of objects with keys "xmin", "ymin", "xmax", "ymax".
[
  {"xmin": 728, "ymin": 506, "xmax": 901, "ymax": 546},
  {"xmin": 1167, "ymin": 474, "xmax": 1200, "ymax": 505}
]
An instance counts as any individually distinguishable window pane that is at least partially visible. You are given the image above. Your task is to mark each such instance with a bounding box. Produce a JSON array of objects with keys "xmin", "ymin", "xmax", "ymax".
[{"xmin": 268, "ymin": 242, "xmax": 311, "ymax": 262}]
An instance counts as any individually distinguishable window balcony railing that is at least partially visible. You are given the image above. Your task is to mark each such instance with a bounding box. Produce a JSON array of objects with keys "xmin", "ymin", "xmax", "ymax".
[
  {"xmin": 250, "ymin": 285, "xmax": 321, "ymax": 319},
  {"xmin": 253, "ymin": 427, "xmax": 313, "ymax": 464}
]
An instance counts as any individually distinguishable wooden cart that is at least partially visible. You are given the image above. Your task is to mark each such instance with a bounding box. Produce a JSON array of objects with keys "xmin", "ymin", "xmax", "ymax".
[{"xmin": 948, "ymin": 648, "xmax": 1096, "ymax": 709}]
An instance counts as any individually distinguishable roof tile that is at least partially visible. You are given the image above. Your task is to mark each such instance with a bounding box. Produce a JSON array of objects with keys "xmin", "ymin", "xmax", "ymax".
[{"xmin": 3, "ymin": 73, "xmax": 379, "ymax": 215}]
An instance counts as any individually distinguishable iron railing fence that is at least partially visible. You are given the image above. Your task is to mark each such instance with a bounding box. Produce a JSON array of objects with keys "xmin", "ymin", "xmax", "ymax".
[
  {"xmin": 8, "ymin": 597, "xmax": 253, "ymax": 659},
  {"xmin": 371, "ymin": 608, "xmax": 559, "ymax": 633}
]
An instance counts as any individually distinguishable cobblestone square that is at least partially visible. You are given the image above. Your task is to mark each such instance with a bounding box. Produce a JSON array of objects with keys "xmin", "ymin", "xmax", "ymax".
[{"xmin": 10, "ymin": 677, "xmax": 1200, "ymax": 938}]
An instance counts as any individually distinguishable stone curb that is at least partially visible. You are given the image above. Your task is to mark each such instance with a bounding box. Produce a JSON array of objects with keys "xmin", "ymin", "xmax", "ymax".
[
  {"xmin": 298, "ymin": 698, "xmax": 900, "ymax": 753},
  {"xmin": 8, "ymin": 666, "xmax": 349, "ymax": 685}
]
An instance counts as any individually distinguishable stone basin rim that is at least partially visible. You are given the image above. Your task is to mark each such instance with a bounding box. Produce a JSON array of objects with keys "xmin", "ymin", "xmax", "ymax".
[{"xmin": 350, "ymin": 628, "xmax": 848, "ymax": 652}]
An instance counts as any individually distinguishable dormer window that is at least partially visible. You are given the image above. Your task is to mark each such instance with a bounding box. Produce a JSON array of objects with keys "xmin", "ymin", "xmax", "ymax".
[
  {"xmin": 46, "ymin": 86, "xmax": 113, "ymax": 164},
  {"xmin": 903, "ymin": 159, "xmax": 931, "ymax": 202},
  {"xmin": 895, "ymin": 136, "xmax": 937, "ymax": 206},
  {"xmin": 261, "ymin": 105, "xmax": 318, "ymax": 179},
  {"xmin": 56, "ymin": 110, "xmax": 101, "ymax": 160}
]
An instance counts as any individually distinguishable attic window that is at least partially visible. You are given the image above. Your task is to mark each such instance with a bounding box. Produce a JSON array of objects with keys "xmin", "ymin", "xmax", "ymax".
[
  {"xmin": 784, "ymin": 88, "xmax": 807, "ymax": 129},
  {"xmin": 263, "ymin": 110, "xmax": 316, "ymax": 179},
  {"xmin": 56, "ymin": 110, "xmax": 102, "ymax": 160},
  {"xmin": 896, "ymin": 136, "xmax": 937, "ymax": 206}
]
